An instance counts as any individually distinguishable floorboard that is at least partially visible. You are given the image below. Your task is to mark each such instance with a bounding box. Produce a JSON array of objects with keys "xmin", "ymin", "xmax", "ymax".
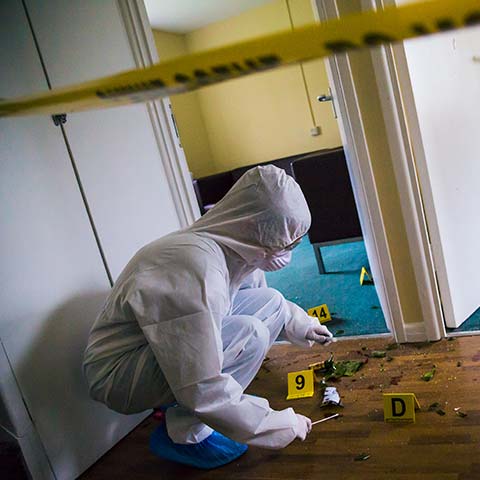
[{"xmin": 79, "ymin": 335, "xmax": 480, "ymax": 480}]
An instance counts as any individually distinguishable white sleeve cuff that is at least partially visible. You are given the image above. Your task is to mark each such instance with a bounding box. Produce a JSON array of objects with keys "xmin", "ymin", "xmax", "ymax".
[{"xmin": 283, "ymin": 301, "xmax": 317, "ymax": 347}]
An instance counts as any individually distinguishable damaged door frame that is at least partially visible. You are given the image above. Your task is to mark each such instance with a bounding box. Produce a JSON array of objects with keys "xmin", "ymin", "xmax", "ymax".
[
  {"xmin": 362, "ymin": 0, "xmax": 445, "ymax": 341},
  {"xmin": 314, "ymin": 0, "xmax": 444, "ymax": 342}
]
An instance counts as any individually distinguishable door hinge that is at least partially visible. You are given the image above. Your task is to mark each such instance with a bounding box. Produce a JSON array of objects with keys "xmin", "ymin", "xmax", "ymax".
[
  {"xmin": 168, "ymin": 104, "xmax": 182, "ymax": 148},
  {"xmin": 52, "ymin": 113, "xmax": 67, "ymax": 126}
]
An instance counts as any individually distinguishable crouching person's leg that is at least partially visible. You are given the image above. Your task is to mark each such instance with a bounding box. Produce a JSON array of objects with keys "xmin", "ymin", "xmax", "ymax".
[
  {"xmin": 165, "ymin": 313, "xmax": 269, "ymax": 439},
  {"xmin": 83, "ymin": 345, "xmax": 174, "ymax": 415},
  {"xmin": 230, "ymin": 287, "xmax": 290, "ymax": 352},
  {"xmin": 164, "ymin": 288, "xmax": 290, "ymax": 444},
  {"xmin": 159, "ymin": 313, "xmax": 269, "ymax": 467},
  {"xmin": 85, "ymin": 341, "xmax": 249, "ymax": 470}
]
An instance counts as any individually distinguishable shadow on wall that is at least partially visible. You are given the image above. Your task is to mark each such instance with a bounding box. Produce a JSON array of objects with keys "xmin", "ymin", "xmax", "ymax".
[{"xmin": 12, "ymin": 290, "xmax": 146, "ymax": 478}]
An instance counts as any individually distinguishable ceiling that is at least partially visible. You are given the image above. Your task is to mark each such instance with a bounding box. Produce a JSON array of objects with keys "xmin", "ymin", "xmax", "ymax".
[{"xmin": 144, "ymin": 0, "xmax": 272, "ymax": 34}]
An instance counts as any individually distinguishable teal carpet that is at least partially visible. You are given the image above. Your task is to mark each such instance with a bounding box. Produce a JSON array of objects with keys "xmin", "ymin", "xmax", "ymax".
[
  {"xmin": 265, "ymin": 238, "xmax": 389, "ymax": 337},
  {"xmin": 446, "ymin": 307, "xmax": 480, "ymax": 334}
]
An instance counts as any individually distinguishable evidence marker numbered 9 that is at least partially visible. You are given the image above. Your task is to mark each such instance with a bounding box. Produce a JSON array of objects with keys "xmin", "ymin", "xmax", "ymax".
[{"xmin": 287, "ymin": 369, "xmax": 315, "ymax": 400}]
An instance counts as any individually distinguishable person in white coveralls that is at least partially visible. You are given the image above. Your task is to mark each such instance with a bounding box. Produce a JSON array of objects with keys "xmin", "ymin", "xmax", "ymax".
[{"xmin": 83, "ymin": 165, "xmax": 333, "ymax": 469}]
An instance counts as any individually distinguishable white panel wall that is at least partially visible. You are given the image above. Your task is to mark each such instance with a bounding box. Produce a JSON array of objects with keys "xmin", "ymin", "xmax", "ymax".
[
  {"xmin": 25, "ymin": 0, "xmax": 182, "ymax": 280},
  {"xmin": 0, "ymin": 1, "xmax": 182, "ymax": 478},
  {"xmin": 402, "ymin": 26, "xmax": 480, "ymax": 328}
]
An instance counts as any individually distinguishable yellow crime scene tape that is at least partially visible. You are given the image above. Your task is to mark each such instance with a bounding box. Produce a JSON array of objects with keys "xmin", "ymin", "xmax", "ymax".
[{"xmin": 1, "ymin": 0, "xmax": 478, "ymax": 117}]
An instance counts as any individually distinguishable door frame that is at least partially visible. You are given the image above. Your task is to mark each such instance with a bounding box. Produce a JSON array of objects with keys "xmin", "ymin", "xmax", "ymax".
[
  {"xmin": 122, "ymin": 0, "xmax": 405, "ymax": 340},
  {"xmin": 117, "ymin": 0, "xmax": 201, "ymax": 228},
  {"xmin": 121, "ymin": 0, "xmax": 445, "ymax": 342},
  {"xmin": 314, "ymin": 0, "xmax": 445, "ymax": 342},
  {"xmin": 362, "ymin": 0, "xmax": 445, "ymax": 340}
]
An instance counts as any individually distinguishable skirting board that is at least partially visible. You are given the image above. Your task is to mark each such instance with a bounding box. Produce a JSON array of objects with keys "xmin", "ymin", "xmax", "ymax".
[{"xmin": 404, "ymin": 322, "xmax": 428, "ymax": 343}]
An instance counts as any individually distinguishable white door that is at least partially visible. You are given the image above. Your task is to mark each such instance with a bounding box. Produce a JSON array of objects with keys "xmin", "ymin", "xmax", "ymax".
[
  {"xmin": 24, "ymin": 0, "xmax": 183, "ymax": 281},
  {"xmin": 0, "ymin": 1, "xmax": 161, "ymax": 478},
  {"xmin": 400, "ymin": 24, "xmax": 480, "ymax": 328}
]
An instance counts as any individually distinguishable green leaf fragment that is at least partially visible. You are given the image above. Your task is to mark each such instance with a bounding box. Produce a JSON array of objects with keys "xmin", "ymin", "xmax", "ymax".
[
  {"xmin": 371, "ymin": 350, "xmax": 387, "ymax": 358},
  {"xmin": 335, "ymin": 329, "xmax": 345, "ymax": 335},
  {"xmin": 455, "ymin": 411, "xmax": 467, "ymax": 418},
  {"xmin": 386, "ymin": 343, "xmax": 399, "ymax": 350},
  {"xmin": 341, "ymin": 360, "xmax": 364, "ymax": 377},
  {"xmin": 421, "ymin": 368, "xmax": 436, "ymax": 382},
  {"xmin": 314, "ymin": 354, "xmax": 365, "ymax": 381}
]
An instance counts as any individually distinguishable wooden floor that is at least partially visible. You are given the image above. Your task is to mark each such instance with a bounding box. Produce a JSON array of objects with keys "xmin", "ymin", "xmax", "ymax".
[{"xmin": 80, "ymin": 335, "xmax": 480, "ymax": 480}]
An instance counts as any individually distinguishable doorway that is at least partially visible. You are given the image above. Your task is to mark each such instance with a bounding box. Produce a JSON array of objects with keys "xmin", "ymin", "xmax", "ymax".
[{"xmin": 144, "ymin": 0, "xmax": 392, "ymax": 339}]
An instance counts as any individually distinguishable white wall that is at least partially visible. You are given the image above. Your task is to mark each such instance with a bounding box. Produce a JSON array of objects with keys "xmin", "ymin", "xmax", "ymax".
[{"xmin": 0, "ymin": 1, "xmax": 184, "ymax": 478}]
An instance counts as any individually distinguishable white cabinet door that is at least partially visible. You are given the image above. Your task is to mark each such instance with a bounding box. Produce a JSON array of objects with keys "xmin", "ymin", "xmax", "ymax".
[
  {"xmin": 402, "ymin": 27, "xmax": 480, "ymax": 328},
  {"xmin": 24, "ymin": 0, "xmax": 182, "ymax": 280},
  {"xmin": 0, "ymin": 1, "xmax": 148, "ymax": 479}
]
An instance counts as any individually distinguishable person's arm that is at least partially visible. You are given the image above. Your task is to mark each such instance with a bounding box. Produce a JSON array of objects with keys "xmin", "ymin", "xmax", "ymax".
[
  {"xmin": 283, "ymin": 300, "xmax": 334, "ymax": 347},
  {"xmin": 130, "ymin": 263, "xmax": 304, "ymax": 449}
]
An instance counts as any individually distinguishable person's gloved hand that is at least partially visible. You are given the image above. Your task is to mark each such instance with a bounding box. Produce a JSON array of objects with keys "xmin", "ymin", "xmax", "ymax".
[
  {"xmin": 305, "ymin": 322, "xmax": 334, "ymax": 345},
  {"xmin": 294, "ymin": 414, "xmax": 312, "ymax": 441}
]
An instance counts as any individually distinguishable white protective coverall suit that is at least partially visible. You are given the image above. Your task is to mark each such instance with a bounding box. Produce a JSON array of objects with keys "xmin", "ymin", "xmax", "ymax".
[{"xmin": 83, "ymin": 165, "xmax": 332, "ymax": 450}]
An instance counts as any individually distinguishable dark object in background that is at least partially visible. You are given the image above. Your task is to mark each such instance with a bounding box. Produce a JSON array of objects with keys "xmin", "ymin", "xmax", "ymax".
[
  {"xmin": 0, "ymin": 428, "xmax": 29, "ymax": 479},
  {"xmin": 192, "ymin": 147, "xmax": 363, "ymax": 275},
  {"xmin": 291, "ymin": 148, "xmax": 363, "ymax": 274},
  {"xmin": 192, "ymin": 150, "xmax": 310, "ymax": 214}
]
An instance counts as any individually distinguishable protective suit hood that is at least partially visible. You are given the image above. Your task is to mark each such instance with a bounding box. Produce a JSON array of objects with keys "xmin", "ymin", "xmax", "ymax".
[{"xmin": 189, "ymin": 165, "xmax": 311, "ymax": 265}]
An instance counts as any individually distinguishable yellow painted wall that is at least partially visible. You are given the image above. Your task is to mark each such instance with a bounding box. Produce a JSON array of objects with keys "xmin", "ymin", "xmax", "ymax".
[
  {"xmin": 152, "ymin": 30, "xmax": 216, "ymax": 177},
  {"xmin": 184, "ymin": 0, "xmax": 342, "ymax": 173},
  {"xmin": 336, "ymin": 0, "xmax": 422, "ymax": 325}
]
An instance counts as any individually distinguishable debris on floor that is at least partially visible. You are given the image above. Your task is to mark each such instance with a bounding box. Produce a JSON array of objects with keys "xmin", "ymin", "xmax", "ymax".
[
  {"xmin": 454, "ymin": 407, "xmax": 467, "ymax": 418},
  {"xmin": 369, "ymin": 350, "xmax": 387, "ymax": 358},
  {"xmin": 421, "ymin": 365, "xmax": 436, "ymax": 382},
  {"xmin": 354, "ymin": 453, "xmax": 371, "ymax": 461},
  {"xmin": 309, "ymin": 354, "xmax": 366, "ymax": 382},
  {"xmin": 428, "ymin": 402, "xmax": 445, "ymax": 416},
  {"xmin": 389, "ymin": 375, "xmax": 402, "ymax": 385},
  {"xmin": 321, "ymin": 386, "xmax": 343, "ymax": 407}
]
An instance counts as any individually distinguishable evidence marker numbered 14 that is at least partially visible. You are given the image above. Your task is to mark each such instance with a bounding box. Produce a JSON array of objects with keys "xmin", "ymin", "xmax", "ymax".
[{"xmin": 307, "ymin": 303, "xmax": 331, "ymax": 323}]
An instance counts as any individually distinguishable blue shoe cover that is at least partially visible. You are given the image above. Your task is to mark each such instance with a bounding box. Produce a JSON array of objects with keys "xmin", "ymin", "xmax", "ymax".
[{"xmin": 150, "ymin": 422, "xmax": 248, "ymax": 469}]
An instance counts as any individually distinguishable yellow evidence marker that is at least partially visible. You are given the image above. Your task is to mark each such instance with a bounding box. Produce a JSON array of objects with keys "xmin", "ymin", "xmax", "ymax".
[
  {"xmin": 307, "ymin": 304, "xmax": 331, "ymax": 323},
  {"xmin": 360, "ymin": 266, "xmax": 373, "ymax": 285},
  {"xmin": 383, "ymin": 393, "xmax": 421, "ymax": 423},
  {"xmin": 286, "ymin": 369, "xmax": 314, "ymax": 400}
]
